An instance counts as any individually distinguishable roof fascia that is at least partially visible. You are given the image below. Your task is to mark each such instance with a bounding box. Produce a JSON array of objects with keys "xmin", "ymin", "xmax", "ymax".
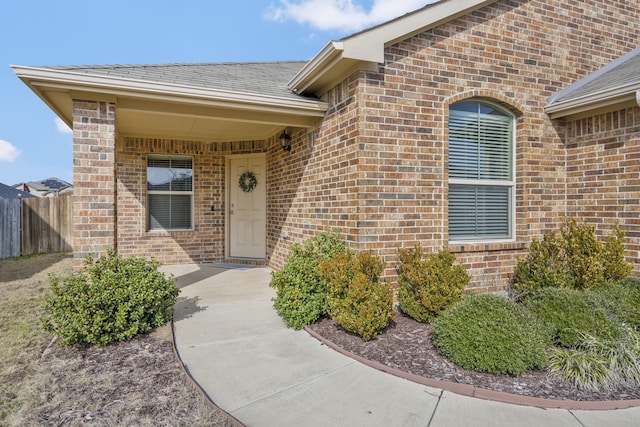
[
  {"xmin": 545, "ymin": 83, "xmax": 640, "ymax": 119},
  {"xmin": 288, "ymin": 41, "xmax": 344, "ymax": 94},
  {"xmin": 12, "ymin": 65, "xmax": 328, "ymax": 118},
  {"xmin": 342, "ymin": 0, "xmax": 498, "ymax": 61},
  {"xmin": 547, "ymin": 47, "xmax": 640, "ymax": 105},
  {"xmin": 289, "ymin": 0, "xmax": 498, "ymax": 95}
]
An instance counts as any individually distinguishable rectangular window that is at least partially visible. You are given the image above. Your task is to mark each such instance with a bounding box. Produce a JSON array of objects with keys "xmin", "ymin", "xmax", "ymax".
[
  {"xmin": 449, "ymin": 185, "xmax": 511, "ymax": 239},
  {"xmin": 147, "ymin": 156, "xmax": 193, "ymax": 230},
  {"xmin": 448, "ymin": 102, "xmax": 514, "ymax": 241}
]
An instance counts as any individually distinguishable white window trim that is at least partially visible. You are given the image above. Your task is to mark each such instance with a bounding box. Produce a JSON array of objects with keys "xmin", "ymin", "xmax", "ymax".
[{"xmin": 147, "ymin": 154, "xmax": 195, "ymax": 232}]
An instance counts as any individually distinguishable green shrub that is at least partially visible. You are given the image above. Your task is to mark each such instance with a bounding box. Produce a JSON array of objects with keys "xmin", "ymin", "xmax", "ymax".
[
  {"xmin": 269, "ymin": 231, "xmax": 347, "ymax": 329},
  {"xmin": 548, "ymin": 328, "xmax": 640, "ymax": 392},
  {"xmin": 432, "ymin": 294, "xmax": 551, "ymax": 376},
  {"xmin": 396, "ymin": 245, "xmax": 469, "ymax": 322},
  {"xmin": 513, "ymin": 231, "xmax": 566, "ymax": 294},
  {"xmin": 42, "ymin": 249, "xmax": 179, "ymax": 346},
  {"xmin": 602, "ymin": 227, "xmax": 633, "ymax": 283},
  {"xmin": 513, "ymin": 219, "xmax": 631, "ymax": 295},
  {"xmin": 560, "ymin": 219, "xmax": 606, "ymax": 289},
  {"xmin": 593, "ymin": 280, "xmax": 640, "ymax": 331},
  {"xmin": 524, "ymin": 287, "xmax": 620, "ymax": 348},
  {"xmin": 319, "ymin": 251, "xmax": 394, "ymax": 341}
]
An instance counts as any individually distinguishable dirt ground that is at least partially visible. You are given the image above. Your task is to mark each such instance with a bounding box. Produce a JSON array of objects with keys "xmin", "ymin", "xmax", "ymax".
[
  {"xmin": 308, "ymin": 313, "xmax": 640, "ymax": 402},
  {"xmin": 0, "ymin": 253, "xmax": 233, "ymax": 427}
]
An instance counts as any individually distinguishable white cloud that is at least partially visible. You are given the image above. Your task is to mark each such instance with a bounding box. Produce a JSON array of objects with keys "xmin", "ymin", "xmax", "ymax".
[
  {"xmin": 267, "ymin": 0, "xmax": 436, "ymax": 32},
  {"xmin": 0, "ymin": 139, "xmax": 21, "ymax": 163},
  {"xmin": 55, "ymin": 117, "xmax": 73, "ymax": 134}
]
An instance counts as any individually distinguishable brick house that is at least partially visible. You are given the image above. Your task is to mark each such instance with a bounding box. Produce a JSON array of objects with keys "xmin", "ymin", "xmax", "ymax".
[{"xmin": 13, "ymin": 0, "xmax": 640, "ymax": 291}]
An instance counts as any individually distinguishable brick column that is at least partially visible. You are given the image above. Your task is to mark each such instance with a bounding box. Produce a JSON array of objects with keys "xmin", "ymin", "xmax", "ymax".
[{"xmin": 72, "ymin": 100, "xmax": 116, "ymax": 266}]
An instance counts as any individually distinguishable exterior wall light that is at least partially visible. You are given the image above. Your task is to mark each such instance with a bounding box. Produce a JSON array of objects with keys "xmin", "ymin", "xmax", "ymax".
[{"xmin": 278, "ymin": 130, "xmax": 292, "ymax": 152}]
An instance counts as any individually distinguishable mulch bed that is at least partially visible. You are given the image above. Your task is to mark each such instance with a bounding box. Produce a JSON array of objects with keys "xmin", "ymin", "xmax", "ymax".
[{"xmin": 307, "ymin": 311, "xmax": 640, "ymax": 402}]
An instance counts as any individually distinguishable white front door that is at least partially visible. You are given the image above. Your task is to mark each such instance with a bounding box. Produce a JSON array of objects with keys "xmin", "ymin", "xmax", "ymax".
[{"xmin": 228, "ymin": 155, "xmax": 266, "ymax": 259}]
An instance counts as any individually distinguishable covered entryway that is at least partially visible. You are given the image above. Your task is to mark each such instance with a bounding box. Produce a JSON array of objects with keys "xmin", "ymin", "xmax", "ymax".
[
  {"xmin": 227, "ymin": 154, "xmax": 267, "ymax": 259},
  {"xmin": 12, "ymin": 62, "xmax": 327, "ymax": 266}
]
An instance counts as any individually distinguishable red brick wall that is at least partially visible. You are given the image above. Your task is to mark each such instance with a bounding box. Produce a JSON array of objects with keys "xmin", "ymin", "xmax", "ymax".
[
  {"xmin": 72, "ymin": 100, "xmax": 116, "ymax": 267},
  {"xmin": 267, "ymin": 0, "xmax": 640, "ymax": 290},
  {"xmin": 566, "ymin": 107, "xmax": 640, "ymax": 273},
  {"xmin": 115, "ymin": 138, "xmax": 266, "ymax": 265},
  {"xmin": 267, "ymin": 77, "xmax": 364, "ymax": 268}
]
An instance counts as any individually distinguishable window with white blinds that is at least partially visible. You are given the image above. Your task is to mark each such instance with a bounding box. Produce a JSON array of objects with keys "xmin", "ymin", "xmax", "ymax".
[
  {"xmin": 147, "ymin": 156, "xmax": 193, "ymax": 230},
  {"xmin": 448, "ymin": 101, "xmax": 514, "ymax": 240}
]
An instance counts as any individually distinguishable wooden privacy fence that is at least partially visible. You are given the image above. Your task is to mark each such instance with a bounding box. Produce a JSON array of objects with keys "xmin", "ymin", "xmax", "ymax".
[
  {"xmin": 22, "ymin": 195, "xmax": 73, "ymax": 255},
  {"xmin": 0, "ymin": 195, "xmax": 73, "ymax": 259},
  {"xmin": 0, "ymin": 198, "xmax": 21, "ymax": 258}
]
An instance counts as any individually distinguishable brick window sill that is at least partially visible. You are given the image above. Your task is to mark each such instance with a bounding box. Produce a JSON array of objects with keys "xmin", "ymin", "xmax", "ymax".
[
  {"xmin": 146, "ymin": 229, "xmax": 195, "ymax": 236},
  {"xmin": 448, "ymin": 241, "xmax": 527, "ymax": 253}
]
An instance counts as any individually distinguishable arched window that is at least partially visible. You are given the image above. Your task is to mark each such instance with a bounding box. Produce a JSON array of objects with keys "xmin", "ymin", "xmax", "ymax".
[{"xmin": 448, "ymin": 101, "xmax": 514, "ymax": 240}]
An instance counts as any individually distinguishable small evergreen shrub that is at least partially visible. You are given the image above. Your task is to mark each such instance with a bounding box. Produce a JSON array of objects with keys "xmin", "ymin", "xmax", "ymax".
[
  {"xmin": 269, "ymin": 231, "xmax": 347, "ymax": 329},
  {"xmin": 602, "ymin": 227, "xmax": 633, "ymax": 283},
  {"xmin": 548, "ymin": 328, "xmax": 640, "ymax": 392},
  {"xmin": 513, "ymin": 232, "xmax": 565, "ymax": 294},
  {"xmin": 432, "ymin": 294, "xmax": 551, "ymax": 376},
  {"xmin": 396, "ymin": 245, "xmax": 469, "ymax": 322},
  {"xmin": 42, "ymin": 249, "xmax": 179, "ymax": 346},
  {"xmin": 319, "ymin": 251, "xmax": 394, "ymax": 341},
  {"xmin": 524, "ymin": 287, "xmax": 620, "ymax": 348},
  {"xmin": 513, "ymin": 219, "xmax": 631, "ymax": 295}
]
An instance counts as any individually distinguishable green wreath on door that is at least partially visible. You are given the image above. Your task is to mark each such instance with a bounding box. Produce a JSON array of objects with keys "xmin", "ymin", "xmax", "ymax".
[{"xmin": 238, "ymin": 171, "xmax": 257, "ymax": 193}]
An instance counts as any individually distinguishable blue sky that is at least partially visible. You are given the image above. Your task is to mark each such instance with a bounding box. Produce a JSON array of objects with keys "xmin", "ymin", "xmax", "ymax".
[{"xmin": 0, "ymin": 0, "xmax": 433, "ymax": 186}]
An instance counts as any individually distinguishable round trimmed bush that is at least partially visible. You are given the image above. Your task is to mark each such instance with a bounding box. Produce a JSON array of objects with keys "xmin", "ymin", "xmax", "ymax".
[
  {"xmin": 593, "ymin": 280, "xmax": 640, "ymax": 332},
  {"xmin": 523, "ymin": 287, "xmax": 620, "ymax": 348},
  {"xmin": 42, "ymin": 249, "xmax": 179, "ymax": 346},
  {"xmin": 269, "ymin": 231, "xmax": 347, "ymax": 329},
  {"xmin": 432, "ymin": 294, "xmax": 551, "ymax": 376}
]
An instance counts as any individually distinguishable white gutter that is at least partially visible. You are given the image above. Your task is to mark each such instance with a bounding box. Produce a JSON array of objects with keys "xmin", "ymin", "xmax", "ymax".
[
  {"xmin": 288, "ymin": 41, "xmax": 344, "ymax": 94},
  {"xmin": 12, "ymin": 65, "xmax": 329, "ymax": 115},
  {"xmin": 545, "ymin": 81, "xmax": 640, "ymax": 119}
]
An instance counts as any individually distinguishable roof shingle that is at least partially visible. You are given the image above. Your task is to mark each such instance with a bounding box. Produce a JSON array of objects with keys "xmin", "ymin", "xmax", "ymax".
[
  {"xmin": 43, "ymin": 61, "xmax": 310, "ymax": 101},
  {"xmin": 549, "ymin": 47, "xmax": 640, "ymax": 104}
]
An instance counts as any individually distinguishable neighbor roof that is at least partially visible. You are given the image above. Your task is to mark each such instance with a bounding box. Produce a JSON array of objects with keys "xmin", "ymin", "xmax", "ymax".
[
  {"xmin": 0, "ymin": 182, "xmax": 36, "ymax": 199},
  {"xmin": 21, "ymin": 177, "xmax": 72, "ymax": 193},
  {"xmin": 546, "ymin": 46, "xmax": 640, "ymax": 118}
]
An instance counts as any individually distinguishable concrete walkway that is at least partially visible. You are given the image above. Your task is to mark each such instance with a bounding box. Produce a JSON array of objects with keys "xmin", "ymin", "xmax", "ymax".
[{"xmin": 165, "ymin": 264, "xmax": 640, "ymax": 427}]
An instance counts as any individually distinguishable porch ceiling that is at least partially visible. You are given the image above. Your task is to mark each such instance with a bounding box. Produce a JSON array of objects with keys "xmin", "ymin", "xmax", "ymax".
[{"xmin": 112, "ymin": 97, "xmax": 321, "ymax": 142}]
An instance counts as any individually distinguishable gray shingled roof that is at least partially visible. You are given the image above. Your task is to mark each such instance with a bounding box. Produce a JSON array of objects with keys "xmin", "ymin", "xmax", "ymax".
[
  {"xmin": 42, "ymin": 61, "xmax": 310, "ymax": 101},
  {"xmin": 549, "ymin": 47, "xmax": 640, "ymax": 104},
  {"xmin": 23, "ymin": 177, "xmax": 72, "ymax": 192},
  {"xmin": 0, "ymin": 182, "xmax": 36, "ymax": 199}
]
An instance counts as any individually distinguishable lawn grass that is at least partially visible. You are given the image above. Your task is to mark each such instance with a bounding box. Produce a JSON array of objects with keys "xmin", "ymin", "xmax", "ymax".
[
  {"xmin": 0, "ymin": 253, "xmax": 62, "ymax": 422},
  {"xmin": 0, "ymin": 253, "xmax": 232, "ymax": 426}
]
